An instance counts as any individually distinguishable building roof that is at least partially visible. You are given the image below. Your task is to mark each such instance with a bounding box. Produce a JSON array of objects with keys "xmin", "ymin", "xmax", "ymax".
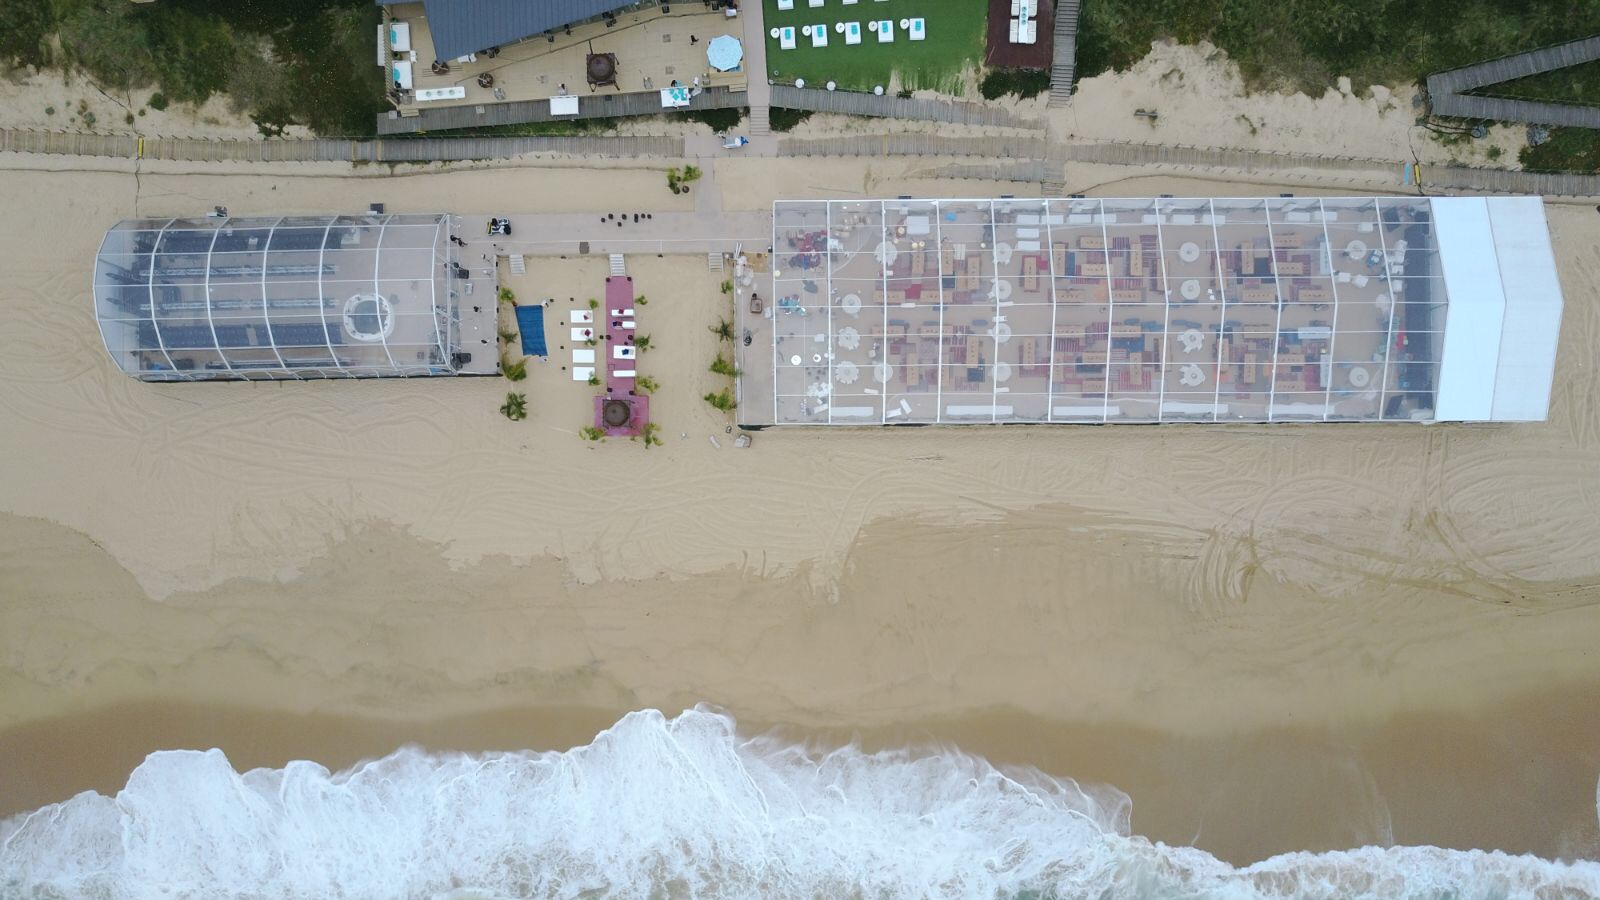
[
  {"xmin": 380, "ymin": 0, "xmax": 638, "ymax": 60},
  {"xmin": 738, "ymin": 195, "xmax": 1564, "ymax": 426}
]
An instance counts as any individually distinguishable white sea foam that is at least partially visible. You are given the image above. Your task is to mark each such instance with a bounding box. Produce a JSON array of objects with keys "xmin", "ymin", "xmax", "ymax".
[{"xmin": 3, "ymin": 705, "xmax": 1597, "ymax": 899}]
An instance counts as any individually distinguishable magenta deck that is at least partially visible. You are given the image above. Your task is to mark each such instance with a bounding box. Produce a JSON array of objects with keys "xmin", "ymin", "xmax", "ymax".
[{"xmin": 594, "ymin": 275, "xmax": 649, "ymax": 437}]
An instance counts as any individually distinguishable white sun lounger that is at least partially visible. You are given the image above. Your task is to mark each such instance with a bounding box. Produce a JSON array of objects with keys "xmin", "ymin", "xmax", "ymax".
[
  {"xmin": 571, "ymin": 309, "xmax": 593, "ymax": 324},
  {"xmin": 779, "ymin": 26, "xmax": 796, "ymax": 50},
  {"xmin": 908, "ymin": 17, "xmax": 925, "ymax": 40},
  {"xmin": 572, "ymin": 366, "xmax": 595, "ymax": 382},
  {"xmin": 571, "ymin": 326, "xmax": 596, "ymax": 341},
  {"xmin": 844, "ymin": 21, "xmax": 862, "ymax": 43},
  {"xmin": 572, "ymin": 348, "xmax": 596, "ymax": 364},
  {"xmin": 811, "ymin": 24, "xmax": 828, "ymax": 47},
  {"xmin": 777, "ymin": 0, "xmax": 793, "ymax": 7},
  {"xmin": 875, "ymin": 19, "xmax": 893, "ymax": 41},
  {"xmin": 808, "ymin": 0, "xmax": 823, "ymax": 6}
]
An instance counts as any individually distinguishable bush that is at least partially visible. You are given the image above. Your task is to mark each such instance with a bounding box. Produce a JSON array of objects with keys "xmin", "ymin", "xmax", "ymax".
[
  {"xmin": 709, "ymin": 354, "xmax": 738, "ymax": 377},
  {"xmin": 768, "ymin": 108, "xmax": 813, "ymax": 132},
  {"xmin": 580, "ymin": 426, "xmax": 606, "ymax": 441},
  {"xmin": 497, "ymin": 286, "xmax": 516, "ymax": 305},
  {"xmin": 636, "ymin": 375, "xmax": 659, "ymax": 394},
  {"xmin": 58, "ymin": 2, "xmax": 156, "ymax": 90},
  {"xmin": 143, "ymin": 5, "xmax": 240, "ymax": 104},
  {"xmin": 980, "ymin": 68, "xmax": 1051, "ymax": 101},
  {"xmin": 703, "ymin": 389, "xmax": 737, "ymax": 411},
  {"xmin": 147, "ymin": 92, "xmax": 168, "ymax": 111},
  {"xmin": 1519, "ymin": 127, "xmax": 1600, "ymax": 173},
  {"xmin": 0, "ymin": 0, "xmax": 55, "ymax": 68},
  {"xmin": 675, "ymin": 107, "xmax": 742, "ymax": 130}
]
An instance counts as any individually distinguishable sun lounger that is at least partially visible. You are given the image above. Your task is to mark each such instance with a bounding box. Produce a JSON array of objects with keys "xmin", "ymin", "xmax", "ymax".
[
  {"xmin": 571, "ymin": 309, "xmax": 593, "ymax": 323},
  {"xmin": 875, "ymin": 20, "xmax": 893, "ymax": 41},
  {"xmin": 844, "ymin": 21, "xmax": 861, "ymax": 43},
  {"xmin": 571, "ymin": 326, "xmax": 595, "ymax": 341},
  {"xmin": 572, "ymin": 348, "xmax": 596, "ymax": 363},
  {"xmin": 613, "ymin": 369, "xmax": 636, "ymax": 378},
  {"xmin": 808, "ymin": 0, "xmax": 823, "ymax": 6},
  {"xmin": 908, "ymin": 17, "xmax": 925, "ymax": 40},
  {"xmin": 779, "ymin": 26, "xmax": 796, "ymax": 50},
  {"xmin": 811, "ymin": 24, "xmax": 828, "ymax": 47},
  {"xmin": 1008, "ymin": 18, "xmax": 1019, "ymax": 43},
  {"xmin": 778, "ymin": 0, "xmax": 793, "ymax": 8},
  {"xmin": 572, "ymin": 366, "xmax": 595, "ymax": 381}
]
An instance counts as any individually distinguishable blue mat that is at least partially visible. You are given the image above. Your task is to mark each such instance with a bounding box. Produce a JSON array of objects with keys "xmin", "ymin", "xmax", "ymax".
[{"xmin": 515, "ymin": 305, "xmax": 548, "ymax": 357}]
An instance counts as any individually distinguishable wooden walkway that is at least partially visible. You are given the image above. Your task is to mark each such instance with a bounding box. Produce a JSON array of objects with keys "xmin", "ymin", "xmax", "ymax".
[
  {"xmin": 766, "ymin": 85, "xmax": 1041, "ymax": 128},
  {"xmin": 780, "ymin": 133, "xmax": 1050, "ymax": 159},
  {"xmin": 1426, "ymin": 34, "xmax": 1600, "ymax": 128},
  {"xmin": 376, "ymin": 86, "xmax": 747, "ymax": 136},
  {"xmin": 6, "ymin": 127, "xmax": 1598, "ymax": 197},
  {"xmin": 0, "ymin": 129, "xmax": 684, "ymax": 161},
  {"xmin": 1048, "ymin": 0, "xmax": 1082, "ymax": 107}
]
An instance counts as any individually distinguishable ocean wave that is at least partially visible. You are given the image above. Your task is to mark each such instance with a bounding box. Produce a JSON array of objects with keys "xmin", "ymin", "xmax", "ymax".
[{"xmin": 2, "ymin": 706, "xmax": 1597, "ymax": 899}]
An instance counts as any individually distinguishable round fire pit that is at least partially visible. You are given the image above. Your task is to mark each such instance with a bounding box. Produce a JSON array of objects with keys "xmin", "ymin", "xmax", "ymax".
[
  {"xmin": 586, "ymin": 53, "xmax": 618, "ymax": 87},
  {"xmin": 602, "ymin": 399, "xmax": 633, "ymax": 428}
]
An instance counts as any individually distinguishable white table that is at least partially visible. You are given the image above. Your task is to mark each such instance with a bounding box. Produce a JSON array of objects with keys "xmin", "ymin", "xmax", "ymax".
[
  {"xmin": 1178, "ymin": 241, "xmax": 1201, "ymax": 263},
  {"xmin": 415, "ymin": 86, "xmax": 467, "ymax": 102}
]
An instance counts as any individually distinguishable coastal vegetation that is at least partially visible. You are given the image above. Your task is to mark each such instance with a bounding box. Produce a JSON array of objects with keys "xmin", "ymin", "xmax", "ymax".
[
  {"xmin": 501, "ymin": 358, "xmax": 527, "ymax": 382},
  {"xmin": 980, "ymin": 68, "xmax": 1051, "ymax": 101},
  {"xmin": 1, "ymin": 0, "xmax": 386, "ymax": 136},
  {"xmin": 1076, "ymin": 0, "xmax": 1600, "ymax": 93},
  {"xmin": 499, "ymin": 392, "xmax": 528, "ymax": 421},
  {"xmin": 703, "ymin": 388, "xmax": 736, "ymax": 411},
  {"xmin": 709, "ymin": 354, "xmax": 738, "ymax": 378}
]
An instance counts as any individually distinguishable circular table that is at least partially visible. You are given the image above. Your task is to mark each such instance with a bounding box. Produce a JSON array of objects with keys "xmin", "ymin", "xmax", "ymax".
[
  {"xmin": 812, "ymin": 353, "xmax": 822, "ymax": 363},
  {"xmin": 993, "ymin": 361, "xmax": 1013, "ymax": 384},
  {"xmin": 1346, "ymin": 239, "xmax": 1369, "ymax": 260},
  {"xmin": 899, "ymin": 18, "xmax": 910, "ymax": 28},
  {"xmin": 801, "ymin": 25, "xmax": 812, "ymax": 35},
  {"xmin": 1179, "ymin": 241, "xmax": 1201, "ymax": 263},
  {"xmin": 769, "ymin": 27, "xmax": 780, "ymax": 38},
  {"xmin": 1348, "ymin": 366, "xmax": 1371, "ymax": 388},
  {"xmin": 840, "ymin": 293, "xmax": 863, "ymax": 316},
  {"xmin": 875, "ymin": 362, "xmax": 892, "ymax": 383},
  {"xmin": 1180, "ymin": 278, "xmax": 1202, "ymax": 301},
  {"xmin": 835, "ymin": 360, "xmax": 860, "ymax": 385},
  {"xmin": 994, "ymin": 242, "xmax": 1014, "ymax": 264},
  {"xmin": 1179, "ymin": 328, "xmax": 1204, "ymax": 353},
  {"xmin": 1374, "ymin": 293, "xmax": 1392, "ymax": 312},
  {"xmin": 992, "ymin": 278, "xmax": 1013, "ymax": 301},
  {"xmin": 994, "ymin": 322, "xmax": 1013, "ymax": 343},
  {"xmin": 790, "ymin": 354, "xmax": 802, "ymax": 366},
  {"xmin": 835, "ymin": 22, "xmax": 845, "ymax": 33},
  {"xmin": 1179, "ymin": 364, "xmax": 1206, "ymax": 387},
  {"xmin": 837, "ymin": 326, "xmax": 861, "ymax": 350},
  {"xmin": 874, "ymin": 241, "xmax": 898, "ymax": 268}
]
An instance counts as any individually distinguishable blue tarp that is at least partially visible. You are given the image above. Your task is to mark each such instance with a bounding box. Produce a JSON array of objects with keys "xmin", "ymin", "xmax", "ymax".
[{"xmin": 515, "ymin": 304, "xmax": 547, "ymax": 357}]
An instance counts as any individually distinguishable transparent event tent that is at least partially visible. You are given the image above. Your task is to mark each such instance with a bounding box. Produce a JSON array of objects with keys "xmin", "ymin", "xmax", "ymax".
[{"xmin": 94, "ymin": 214, "xmax": 467, "ymax": 380}]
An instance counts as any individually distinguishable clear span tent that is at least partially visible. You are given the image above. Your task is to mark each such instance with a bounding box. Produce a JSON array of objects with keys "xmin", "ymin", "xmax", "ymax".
[
  {"xmin": 740, "ymin": 195, "xmax": 1564, "ymax": 426},
  {"xmin": 94, "ymin": 214, "xmax": 465, "ymax": 381}
]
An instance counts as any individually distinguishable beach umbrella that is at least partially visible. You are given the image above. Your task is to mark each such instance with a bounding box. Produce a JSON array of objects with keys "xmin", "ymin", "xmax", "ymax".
[{"xmin": 707, "ymin": 35, "xmax": 743, "ymax": 71}]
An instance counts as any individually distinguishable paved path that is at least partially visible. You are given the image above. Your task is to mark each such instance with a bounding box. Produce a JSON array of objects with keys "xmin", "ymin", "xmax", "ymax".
[
  {"xmin": 487, "ymin": 210, "xmax": 772, "ymax": 257},
  {"xmin": 1427, "ymin": 35, "xmax": 1600, "ymax": 128},
  {"xmin": 740, "ymin": 1, "xmax": 772, "ymax": 135}
]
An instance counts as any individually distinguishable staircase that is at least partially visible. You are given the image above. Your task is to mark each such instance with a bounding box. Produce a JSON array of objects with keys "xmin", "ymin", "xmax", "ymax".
[
  {"xmin": 1047, "ymin": 0, "xmax": 1081, "ymax": 107},
  {"xmin": 609, "ymin": 253, "xmax": 626, "ymax": 276},
  {"xmin": 508, "ymin": 254, "xmax": 526, "ymax": 276},
  {"xmin": 707, "ymin": 252, "xmax": 724, "ymax": 271},
  {"xmin": 748, "ymin": 106, "xmax": 771, "ymax": 136}
]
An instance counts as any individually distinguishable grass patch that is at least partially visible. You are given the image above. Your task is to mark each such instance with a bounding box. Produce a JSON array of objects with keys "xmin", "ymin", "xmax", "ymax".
[
  {"xmin": 398, "ymin": 118, "xmax": 614, "ymax": 139},
  {"xmin": 980, "ymin": 68, "xmax": 1050, "ymax": 100},
  {"xmin": 1076, "ymin": 0, "xmax": 1600, "ymax": 93},
  {"xmin": 768, "ymin": 107, "xmax": 814, "ymax": 131},
  {"xmin": 763, "ymin": 0, "xmax": 985, "ymax": 93},
  {"xmin": 1519, "ymin": 127, "xmax": 1600, "ymax": 173}
]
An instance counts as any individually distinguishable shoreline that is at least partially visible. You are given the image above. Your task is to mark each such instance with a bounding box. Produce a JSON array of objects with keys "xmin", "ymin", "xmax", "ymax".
[{"xmin": 5, "ymin": 685, "xmax": 1598, "ymax": 867}]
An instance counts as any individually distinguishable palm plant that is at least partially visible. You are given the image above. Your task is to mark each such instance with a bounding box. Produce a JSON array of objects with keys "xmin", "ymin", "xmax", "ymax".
[
  {"xmin": 499, "ymin": 392, "xmax": 528, "ymax": 421},
  {"xmin": 720, "ymin": 279, "xmax": 733, "ymax": 295},
  {"xmin": 588, "ymin": 373, "xmax": 601, "ymax": 386},
  {"xmin": 709, "ymin": 318, "xmax": 734, "ymax": 342},
  {"xmin": 703, "ymin": 389, "xmax": 737, "ymax": 411},
  {"xmin": 636, "ymin": 375, "xmax": 660, "ymax": 394},
  {"xmin": 503, "ymin": 358, "xmax": 527, "ymax": 381},
  {"xmin": 498, "ymin": 328, "xmax": 519, "ymax": 344},
  {"xmin": 635, "ymin": 294, "xmax": 648, "ymax": 306},
  {"xmin": 642, "ymin": 422, "xmax": 663, "ymax": 448},
  {"xmin": 580, "ymin": 426, "xmax": 606, "ymax": 442},
  {"xmin": 633, "ymin": 334, "xmax": 653, "ymax": 352},
  {"xmin": 497, "ymin": 287, "xmax": 516, "ymax": 305}
]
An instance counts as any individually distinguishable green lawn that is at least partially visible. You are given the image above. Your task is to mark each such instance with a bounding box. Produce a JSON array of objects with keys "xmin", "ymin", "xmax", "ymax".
[{"xmin": 762, "ymin": 0, "xmax": 986, "ymax": 94}]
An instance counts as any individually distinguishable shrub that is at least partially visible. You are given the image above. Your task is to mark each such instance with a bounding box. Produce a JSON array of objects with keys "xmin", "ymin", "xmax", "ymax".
[
  {"xmin": 0, "ymin": 0, "xmax": 54, "ymax": 68},
  {"xmin": 768, "ymin": 108, "xmax": 812, "ymax": 132},
  {"xmin": 124, "ymin": 113, "xmax": 134, "ymax": 124},
  {"xmin": 502, "ymin": 358, "xmax": 527, "ymax": 381},
  {"xmin": 587, "ymin": 373, "xmax": 601, "ymax": 386},
  {"xmin": 641, "ymin": 422, "xmax": 663, "ymax": 448},
  {"xmin": 633, "ymin": 334, "xmax": 653, "ymax": 352},
  {"xmin": 580, "ymin": 426, "xmax": 606, "ymax": 441},
  {"xmin": 1519, "ymin": 127, "xmax": 1600, "ymax": 173},
  {"xmin": 980, "ymin": 68, "xmax": 1051, "ymax": 101},
  {"xmin": 675, "ymin": 107, "xmax": 742, "ymax": 130},
  {"xmin": 703, "ymin": 389, "xmax": 737, "ymax": 411},
  {"xmin": 709, "ymin": 354, "xmax": 738, "ymax": 377},
  {"xmin": 147, "ymin": 92, "xmax": 168, "ymax": 111},
  {"xmin": 709, "ymin": 318, "xmax": 734, "ymax": 342},
  {"xmin": 44, "ymin": 106, "xmax": 55, "ymax": 116},
  {"xmin": 634, "ymin": 294, "xmax": 647, "ymax": 306},
  {"xmin": 497, "ymin": 328, "xmax": 518, "ymax": 343},
  {"xmin": 636, "ymin": 375, "xmax": 659, "ymax": 394},
  {"xmin": 498, "ymin": 286, "xmax": 516, "ymax": 304},
  {"xmin": 499, "ymin": 392, "xmax": 528, "ymax": 421},
  {"xmin": 720, "ymin": 279, "xmax": 733, "ymax": 294}
]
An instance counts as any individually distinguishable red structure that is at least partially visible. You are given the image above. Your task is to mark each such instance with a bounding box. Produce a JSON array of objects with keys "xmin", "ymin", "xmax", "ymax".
[{"xmin": 593, "ymin": 275, "xmax": 649, "ymax": 437}]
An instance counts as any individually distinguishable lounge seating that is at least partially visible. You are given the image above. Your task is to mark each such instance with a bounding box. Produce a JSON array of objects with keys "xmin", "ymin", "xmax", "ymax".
[
  {"xmin": 875, "ymin": 19, "xmax": 894, "ymax": 41},
  {"xmin": 779, "ymin": 26, "xmax": 796, "ymax": 49}
]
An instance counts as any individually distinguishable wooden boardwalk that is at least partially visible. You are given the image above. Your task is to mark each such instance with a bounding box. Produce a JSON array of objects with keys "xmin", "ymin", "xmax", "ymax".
[
  {"xmin": 1048, "ymin": 0, "xmax": 1082, "ymax": 106},
  {"xmin": 376, "ymin": 86, "xmax": 747, "ymax": 135},
  {"xmin": 766, "ymin": 85, "xmax": 1041, "ymax": 128},
  {"xmin": 1426, "ymin": 35, "xmax": 1600, "ymax": 128},
  {"xmin": 6, "ymin": 127, "xmax": 1598, "ymax": 197}
]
